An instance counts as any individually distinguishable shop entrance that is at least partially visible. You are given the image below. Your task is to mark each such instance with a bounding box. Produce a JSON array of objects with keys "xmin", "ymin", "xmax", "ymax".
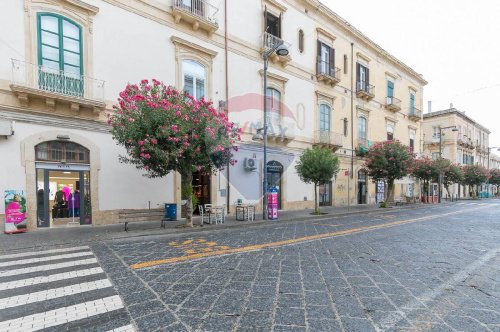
[
  {"xmin": 35, "ymin": 141, "xmax": 91, "ymax": 227},
  {"xmin": 192, "ymin": 171, "xmax": 211, "ymax": 214},
  {"xmin": 357, "ymin": 170, "xmax": 367, "ymax": 204},
  {"xmin": 319, "ymin": 182, "xmax": 332, "ymax": 206}
]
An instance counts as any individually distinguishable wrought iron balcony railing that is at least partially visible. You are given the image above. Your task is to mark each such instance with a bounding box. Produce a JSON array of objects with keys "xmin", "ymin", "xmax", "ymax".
[
  {"xmin": 314, "ymin": 130, "xmax": 343, "ymax": 149},
  {"xmin": 172, "ymin": 0, "xmax": 218, "ymax": 26},
  {"xmin": 407, "ymin": 107, "xmax": 422, "ymax": 121},
  {"xmin": 11, "ymin": 59, "xmax": 105, "ymax": 102},
  {"xmin": 316, "ymin": 60, "xmax": 341, "ymax": 85},
  {"xmin": 356, "ymin": 81, "xmax": 374, "ymax": 100},
  {"xmin": 385, "ymin": 96, "xmax": 401, "ymax": 111}
]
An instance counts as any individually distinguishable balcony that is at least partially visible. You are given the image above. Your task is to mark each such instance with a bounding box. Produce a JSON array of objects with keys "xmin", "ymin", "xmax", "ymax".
[
  {"xmin": 266, "ymin": 117, "xmax": 295, "ymax": 143},
  {"xmin": 385, "ymin": 96, "xmax": 401, "ymax": 112},
  {"xmin": 261, "ymin": 32, "xmax": 291, "ymax": 66},
  {"xmin": 172, "ymin": 0, "xmax": 218, "ymax": 35},
  {"xmin": 356, "ymin": 81, "xmax": 375, "ymax": 101},
  {"xmin": 314, "ymin": 130, "xmax": 343, "ymax": 151},
  {"xmin": 316, "ymin": 61, "xmax": 341, "ymax": 86},
  {"xmin": 10, "ymin": 59, "xmax": 105, "ymax": 114},
  {"xmin": 407, "ymin": 107, "xmax": 422, "ymax": 121}
]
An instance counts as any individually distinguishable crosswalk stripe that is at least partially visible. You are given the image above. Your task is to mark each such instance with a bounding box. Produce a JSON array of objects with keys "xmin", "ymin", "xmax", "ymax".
[
  {"xmin": 0, "ymin": 295, "xmax": 124, "ymax": 331},
  {"xmin": 0, "ymin": 267, "xmax": 104, "ymax": 291},
  {"xmin": 0, "ymin": 258, "xmax": 98, "ymax": 278},
  {"xmin": 0, "ymin": 279, "xmax": 112, "ymax": 310},
  {"xmin": 0, "ymin": 246, "xmax": 90, "ymax": 260},
  {"xmin": 0, "ymin": 251, "xmax": 94, "ymax": 268},
  {"xmin": 107, "ymin": 324, "xmax": 136, "ymax": 332}
]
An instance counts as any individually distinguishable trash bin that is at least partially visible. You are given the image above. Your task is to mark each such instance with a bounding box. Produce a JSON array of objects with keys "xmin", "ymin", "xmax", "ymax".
[{"xmin": 164, "ymin": 203, "xmax": 177, "ymax": 221}]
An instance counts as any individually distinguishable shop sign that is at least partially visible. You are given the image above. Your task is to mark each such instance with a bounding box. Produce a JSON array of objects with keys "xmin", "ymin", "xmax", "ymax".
[{"xmin": 4, "ymin": 190, "xmax": 27, "ymax": 234}]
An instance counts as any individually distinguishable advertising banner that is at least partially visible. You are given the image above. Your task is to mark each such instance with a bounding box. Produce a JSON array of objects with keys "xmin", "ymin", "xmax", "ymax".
[{"xmin": 4, "ymin": 190, "xmax": 28, "ymax": 234}]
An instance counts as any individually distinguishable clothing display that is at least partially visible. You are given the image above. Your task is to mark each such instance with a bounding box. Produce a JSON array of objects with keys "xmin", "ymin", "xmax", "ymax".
[{"xmin": 68, "ymin": 191, "xmax": 80, "ymax": 217}]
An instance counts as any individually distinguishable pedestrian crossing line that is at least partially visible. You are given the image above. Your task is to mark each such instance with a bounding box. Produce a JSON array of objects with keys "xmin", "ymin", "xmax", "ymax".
[
  {"xmin": 0, "ymin": 246, "xmax": 90, "ymax": 261},
  {"xmin": 0, "ymin": 279, "xmax": 112, "ymax": 310},
  {"xmin": 0, "ymin": 267, "xmax": 104, "ymax": 291},
  {"xmin": 0, "ymin": 295, "xmax": 124, "ymax": 331},
  {"xmin": 107, "ymin": 324, "xmax": 136, "ymax": 332},
  {"xmin": 0, "ymin": 251, "xmax": 94, "ymax": 268},
  {"xmin": 0, "ymin": 258, "xmax": 98, "ymax": 278}
]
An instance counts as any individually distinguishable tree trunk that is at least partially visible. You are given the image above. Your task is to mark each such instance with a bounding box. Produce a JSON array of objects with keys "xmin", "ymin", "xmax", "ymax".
[
  {"xmin": 182, "ymin": 171, "xmax": 194, "ymax": 227},
  {"xmin": 386, "ymin": 179, "xmax": 395, "ymax": 202},
  {"xmin": 314, "ymin": 183, "xmax": 319, "ymax": 214}
]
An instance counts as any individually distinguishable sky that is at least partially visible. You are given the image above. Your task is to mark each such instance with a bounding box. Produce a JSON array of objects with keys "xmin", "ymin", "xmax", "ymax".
[{"xmin": 323, "ymin": 0, "xmax": 500, "ymax": 149}]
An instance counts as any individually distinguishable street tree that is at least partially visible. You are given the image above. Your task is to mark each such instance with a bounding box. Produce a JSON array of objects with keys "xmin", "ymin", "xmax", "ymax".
[
  {"xmin": 295, "ymin": 146, "xmax": 339, "ymax": 214},
  {"xmin": 411, "ymin": 157, "xmax": 439, "ymax": 199},
  {"xmin": 363, "ymin": 140, "xmax": 413, "ymax": 202},
  {"xmin": 108, "ymin": 79, "xmax": 240, "ymax": 227},
  {"xmin": 461, "ymin": 164, "xmax": 490, "ymax": 198},
  {"xmin": 489, "ymin": 169, "xmax": 500, "ymax": 196},
  {"xmin": 442, "ymin": 162, "xmax": 463, "ymax": 198}
]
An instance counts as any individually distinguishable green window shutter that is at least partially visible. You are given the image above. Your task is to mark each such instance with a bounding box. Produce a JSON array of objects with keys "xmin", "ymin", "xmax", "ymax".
[
  {"xmin": 37, "ymin": 13, "xmax": 83, "ymax": 97},
  {"xmin": 387, "ymin": 81, "xmax": 394, "ymax": 98}
]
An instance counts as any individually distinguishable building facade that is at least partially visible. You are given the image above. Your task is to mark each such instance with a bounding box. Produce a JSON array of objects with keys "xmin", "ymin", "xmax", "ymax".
[
  {"xmin": 421, "ymin": 108, "xmax": 491, "ymax": 198},
  {"xmin": 0, "ymin": 0, "xmax": 426, "ymax": 231}
]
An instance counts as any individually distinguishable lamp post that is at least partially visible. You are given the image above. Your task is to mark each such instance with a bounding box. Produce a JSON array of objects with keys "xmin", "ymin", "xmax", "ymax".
[
  {"xmin": 438, "ymin": 126, "xmax": 458, "ymax": 203},
  {"xmin": 262, "ymin": 40, "xmax": 289, "ymax": 220}
]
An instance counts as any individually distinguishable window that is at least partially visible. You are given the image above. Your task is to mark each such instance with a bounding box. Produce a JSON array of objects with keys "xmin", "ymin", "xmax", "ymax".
[
  {"xmin": 319, "ymin": 104, "xmax": 331, "ymax": 132},
  {"xmin": 298, "ymin": 30, "xmax": 304, "ymax": 53},
  {"xmin": 317, "ymin": 41, "xmax": 335, "ymax": 77},
  {"xmin": 356, "ymin": 63, "xmax": 369, "ymax": 91},
  {"xmin": 432, "ymin": 126, "xmax": 440, "ymax": 140},
  {"xmin": 432, "ymin": 152, "xmax": 440, "ymax": 160},
  {"xmin": 386, "ymin": 121, "xmax": 395, "ymax": 141},
  {"xmin": 409, "ymin": 129, "xmax": 416, "ymax": 153},
  {"xmin": 457, "ymin": 150, "xmax": 463, "ymax": 164},
  {"xmin": 387, "ymin": 80, "xmax": 394, "ymax": 104},
  {"xmin": 264, "ymin": 11, "xmax": 281, "ymax": 38},
  {"xmin": 36, "ymin": 141, "xmax": 89, "ymax": 163},
  {"xmin": 358, "ymin": 116, "xmax": 367, "ymax": 142},
  {"xmin": 343, "ymin": 54, "xmax": 348, "ymax": 74},
  {"xmin": 266, "ymin": 88, "xmax": 281, "ymax": 124},
  {"xmin": 343, "ymin": 117, "xmax": 348, "ymax": 137},
  {"xmin": 37, "ymin": 13, "xmax": 83, "ymax": 96},
  {"xmin": 182, "ymin": 60, "xmax": 206, "ymax": 99},
  {"xmin": 409, "ymin": 92, "xmax": 416, "ymax": 115}
]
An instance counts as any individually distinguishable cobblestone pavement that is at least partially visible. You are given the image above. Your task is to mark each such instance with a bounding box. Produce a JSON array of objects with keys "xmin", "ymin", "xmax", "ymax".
[
  {"xmin": 1, "ymin": 200, "xmax": 499, "ymax": 331},
  {"xmin": 96, "ymin": 200, "xmax": 499, "ymax": 331}
]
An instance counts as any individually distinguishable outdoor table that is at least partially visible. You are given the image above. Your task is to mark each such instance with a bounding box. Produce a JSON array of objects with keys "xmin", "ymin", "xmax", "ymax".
[
  {"xmin": 206, "ymin": 205, "xmax": 225, "ymax": 224},
  {"xmin": 235, "ymin": 204, "xmax": 255, "ymax": 221}
]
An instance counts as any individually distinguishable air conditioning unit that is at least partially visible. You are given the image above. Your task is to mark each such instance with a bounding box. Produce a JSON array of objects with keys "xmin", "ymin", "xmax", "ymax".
[{"xmin": 244, "ymin": 157, "xmax": 257, "ymax": 171}]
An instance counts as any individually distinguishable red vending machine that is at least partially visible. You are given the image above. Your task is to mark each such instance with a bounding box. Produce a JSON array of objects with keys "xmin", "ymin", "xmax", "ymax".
[{"xmin": 267, "ymin": 187, "xmax": 279, "ymax": 220}]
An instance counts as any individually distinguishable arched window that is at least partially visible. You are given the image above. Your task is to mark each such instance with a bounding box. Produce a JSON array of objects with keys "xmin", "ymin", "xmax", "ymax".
[
  {"xmin": 36, "ymin": 141, "xmax": 89, "ymax": 164},
  {"xmin": 38, "ymin": 13, "xmax": 82, "ymax": 75},
  {"xmin": 37, "ymin": 13, "xmax": 83, "ymax": 96},
  {"xmin": 298, "ymin": 29, "xmax": 304, "ymax": 53},
  {"xmin": 319, "ymin": 104, "xmax": 331, "ymax": 132},
  {"xmin": 266, "ymin": 88, "xmax": 281, "ymax": 124},
  {"xmin": 182, "ymin": 60, "xmax": 206, "ymax": 99},
  {"xmin": 358, "ymin": 116, "xmax": 367, "ymax": 141}
]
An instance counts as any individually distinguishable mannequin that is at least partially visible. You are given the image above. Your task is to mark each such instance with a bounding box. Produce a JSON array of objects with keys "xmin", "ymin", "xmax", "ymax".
[{"xmin": 68, "ymin": 189, "xmax": 80, "ymax": 217}]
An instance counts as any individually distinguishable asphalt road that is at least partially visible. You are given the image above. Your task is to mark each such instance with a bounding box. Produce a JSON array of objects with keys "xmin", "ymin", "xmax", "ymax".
[{"xmin": 1, "ymin": 200, "xmax": 499, "ymax": 331}]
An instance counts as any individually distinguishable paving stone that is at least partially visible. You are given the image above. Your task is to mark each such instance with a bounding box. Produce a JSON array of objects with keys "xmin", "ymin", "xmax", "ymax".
[
  {"xmin": 340, "ymin": 316, "xmax": 377, "ymax": 332},
  {"xmin": 135, "ymin": 310, "xmax": 177, "ymax": 331},
  {"xmin": 274, "ymin": 307, "xmax": 306, "ymax": 326},
  {"xmin": 239, "ymin": 310, "xmax": 272, "ymax": 327},
  {"xmin": 246, "ymin": 297, "xmax": 275, "ymax": 312},
  {"xmin": 307, "ymin": 318, "xmax": 341, "ymax": 331},
  {"xmin": 305, "ymin": 305, "xmax": 336, "ymax": 320},
  {"xmin": 127, "ymin": 299, "xmax": 164, "ymax": 318}
]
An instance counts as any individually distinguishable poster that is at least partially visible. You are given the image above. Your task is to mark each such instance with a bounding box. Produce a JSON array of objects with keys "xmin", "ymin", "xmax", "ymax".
[{"xmin": 4, "ymin": 190, "xmax": 27, "ymax": 234}]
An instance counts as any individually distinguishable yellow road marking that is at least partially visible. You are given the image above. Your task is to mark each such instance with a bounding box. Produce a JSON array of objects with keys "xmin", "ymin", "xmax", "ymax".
[{"xmin": 131, "ymin": 207, "xmax": 485, "ymax": 270}]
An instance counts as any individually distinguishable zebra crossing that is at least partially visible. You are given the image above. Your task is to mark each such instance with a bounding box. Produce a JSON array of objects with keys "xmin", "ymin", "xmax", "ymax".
[{"xmin": 0, "ymin": 246, "xmax": 135, "ymax": 331}]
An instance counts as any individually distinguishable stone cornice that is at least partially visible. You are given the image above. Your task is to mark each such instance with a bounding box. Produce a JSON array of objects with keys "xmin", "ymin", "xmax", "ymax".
[
  {"xmin": 171, "ymin": 36, "xmax": 218, "ymax": 58},
  {"xmin": 258, "ymin": 69, "xmax": 289, "ymax": 83},
  {"xmin": 59, "ymin": 0, "xmax": 100, "ymax": 15},
  {"xmin": 264, "ymin": 0, "xmax": 288, "ymax": 13},
  {"xmin": 316, "ymin": 27, "xmax": 336, "ymax": 41}
]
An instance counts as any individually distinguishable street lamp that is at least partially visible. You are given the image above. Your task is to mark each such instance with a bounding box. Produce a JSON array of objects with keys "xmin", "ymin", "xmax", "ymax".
[
  {"xmin": 438, "ymin": 126, "xmax": 458, "ymax": 203},
  {"xmin": 262, "ymin": 42, "xmax": 289, "ymax": 220}
]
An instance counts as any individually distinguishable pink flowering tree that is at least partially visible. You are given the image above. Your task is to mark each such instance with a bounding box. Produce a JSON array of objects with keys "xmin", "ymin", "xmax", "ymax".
[
  {"xmin": 411, "ymin": 157, "xmax": 440, "ymax": 198},
  {"xmin": 363, "ymin": 140, "xmax": 414, "ymax": 202},
  {"xmin": 108, "ymin": 79, "xmax": 240, "ymax": 227},
  {"xmin": 461, "ymin": 164, "xmax": 490, "ymax": 198}
]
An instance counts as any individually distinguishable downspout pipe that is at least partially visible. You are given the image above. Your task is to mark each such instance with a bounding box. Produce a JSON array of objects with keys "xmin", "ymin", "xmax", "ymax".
[
  {"xmin": 224, "ymin": 0, "xmax": 230, "ymax": 213},
  {"xmin": 350, "ymin": 43, "xmax": 354, "ymax": 201}
]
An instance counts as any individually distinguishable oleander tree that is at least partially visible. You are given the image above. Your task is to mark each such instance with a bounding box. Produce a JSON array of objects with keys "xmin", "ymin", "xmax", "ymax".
[
  {"xmin": 461, "ymin": 164, "xmax": 490, "ymax": 198},
  {"xmin": 295, "ymin": 146, "xmax": 339, "ymax": 214},
  {"xmin": 411, "ymin": 157, "xmax": 439, "ymax": 198},
  {"xmin": 363, "ymin": 140, "xmax": 414, "ymax": 202},
  {"xmin": 490, "ymin": 169, "xmax": 500, "ymax": 196},
  {"xmin": 108, "ymin": 79, "xmax": 240, "ymax": 227},
  {"xmin": 442, "ymin": 162, "xmax": 463, "ymax": 198}
]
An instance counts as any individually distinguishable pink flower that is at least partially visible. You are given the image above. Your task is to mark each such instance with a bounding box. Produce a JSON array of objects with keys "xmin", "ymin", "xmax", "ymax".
[
  {"xmin": 152, "ymin": 79, "xmax": 160, "ymax": 86},
  {"xmin": 176, "ymin": 110, "xmax": 181, "ymax": 117},
  {"xmin": 138, "ymin": 140, "xmax": 144, "ymax": 146},
  {"xmin": 144, "ymin": 166, "xmax": 149, "ymax": 171},
  {"xmin": 128, "ymin": 118, "xmax": 135, "ymax": 123},
  {"xmin": 133, "ymin": 94, "xmax": 145, "ymax": 101},
  {"xmin": 171, "ymin": 125, "xmax": 178, "ymax": 133},
  {"xmin": 151, "ymin": 139, "xmax": 158, "ymax": 145},
  {"xmin": 140, "ymin": 79, "xmax": 149, "ymax": 84}
]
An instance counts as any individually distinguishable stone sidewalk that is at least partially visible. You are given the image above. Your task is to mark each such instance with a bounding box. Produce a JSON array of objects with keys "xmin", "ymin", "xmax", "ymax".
[{"xmin": 0, "ymin": 202, "xmax": 428, "ymax": 254}]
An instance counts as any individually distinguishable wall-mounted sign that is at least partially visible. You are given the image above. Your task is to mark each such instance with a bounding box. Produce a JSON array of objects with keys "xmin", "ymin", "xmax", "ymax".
[{"xmin": 4, "ymin": 190, "xmax": 27, "ymax": 234}]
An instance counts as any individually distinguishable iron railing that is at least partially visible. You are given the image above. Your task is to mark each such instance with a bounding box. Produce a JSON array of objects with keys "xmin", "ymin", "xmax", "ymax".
[
  {"xmin": 172, "ymin": 0, "xmax": 218, "ymax": 25},
  {"xmin": 408, "ymin": 106, "xmax": 422, "ymax": 119},
  {"xmin": 316, "ymin": 60, "xmax": 340, "ymax": 79},
  {"xmin": 386, "ymin": 96, "xmax": 401, "ymax": 108},
  {"xmin": 262, "ymin": 32, "xmax": 288, "ymax": 52},
  {"xmin": 356, "ymin": 81, "xmax": 374, "ymax": 95},
  {"xmin": 315, "ymin": 130, "xmax": 343, "ymax": 146},
  {"xmin": 11, "ymin": 59, "xmax": 105, "ymax": 101}
]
